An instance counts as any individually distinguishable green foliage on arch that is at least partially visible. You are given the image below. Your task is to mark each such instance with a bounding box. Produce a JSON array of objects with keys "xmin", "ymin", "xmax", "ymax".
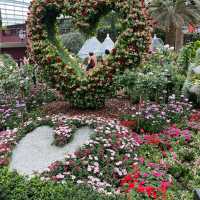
[{"xmin": 27, "ymin": 0, "xmax": 151, "ymax": 109}]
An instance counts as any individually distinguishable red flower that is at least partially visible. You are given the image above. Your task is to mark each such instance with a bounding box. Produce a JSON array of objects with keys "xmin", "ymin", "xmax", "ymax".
[
  {"xmin": 120, "ymin": 174, "xmax": 132, "ymax": 186},
  {"xmin": 140, "ymin": 128, "xmax": 145, "ymax": 133},
  {"xmin": 189, "ymin": 112, "xmax": 200, "ymax": 121},
  {"xmin": 120, "ymin": 120, "xmax": 136, "ymax": 127},
  {"xmin": 82, "ymin": 9, "xmax": 87, "ymax": 16},
  {"xmin": 137, "ymin": 185, "xmax": 145, "ymax": 193},
  {"xmin": 160, "ymin": 181, "xmax": 170, "ymax": 193},
  {"xmin": 56, "ymin": 57, "xmax": 62, "ymax": 63},
  {"xmin": 128, "ymin": 183, "xmax": 135, "ymax": 189},
  {"xmin": 133, "ymin": 172, "xmax": 140, "ymax": 179},
  {"xmin": 47, "ymin": 56, "xmax": 52, "ymax": 63},
  {"xmin": 152, "ymin": 191, "xmax": 157, "ymax": 199},
  {"xmin": 162, "ymin": 151, "xmax": 167, "ymax": 157},
  {"xmin": 112, "ymin": 48, "xmax": 117, "ymax": 55},
  {"xmin": 146, "ymin": 186, "xmax": 156, "ymax": 197},
  {"xmin": 144, "ymin": 134, "xmax": 161, "ymax": 145}
]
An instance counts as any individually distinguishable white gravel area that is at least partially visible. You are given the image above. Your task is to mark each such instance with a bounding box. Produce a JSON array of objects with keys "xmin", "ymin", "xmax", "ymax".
[{"xmin": 9, "ymin": 126, "xmax": 94, "ymax": 176}]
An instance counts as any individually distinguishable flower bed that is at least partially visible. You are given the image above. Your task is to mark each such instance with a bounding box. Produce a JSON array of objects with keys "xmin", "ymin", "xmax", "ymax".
[
  {"xmin": 41, "ymin": 115, "xmax": 138, "ymax": 194},
  {"xmin": 121, "ymin": 96, "xmax": 192, "ymax": 133},
  {"xmin": 0, "ymin": 109, "xmax": 200, "ymax": 199},
  {"xmin": 0, "ymin": 130, "xmax": 17, "ymax": 166},
  {"xmin": 40, "ymin": 113, "xmax": 199, "ymax": 199}
]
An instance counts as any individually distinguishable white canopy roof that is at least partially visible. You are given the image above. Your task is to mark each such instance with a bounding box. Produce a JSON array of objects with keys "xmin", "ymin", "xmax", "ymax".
[
  {"xmin": 78, "ymin": 37, "xmax": 102, "ymax": 59},
  {"xmin": 151, "ymin": 34, "xmax": 164, "ymax": 51},
  {"xmin": 100, "ymin": 34, "xmax": 115, "ymax": 55}
]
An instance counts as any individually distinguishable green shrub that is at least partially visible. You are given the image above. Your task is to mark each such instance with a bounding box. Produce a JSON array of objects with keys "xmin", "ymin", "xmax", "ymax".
[
  {"xmin": 26, "ymin": 89, "xmax": 58, "ymax": 111},
  {"xmin": 61, "ymin": 32, "xmax": 85, "ymax": 54},
  {"xmin": 0, "ymin": 168, "xmax": 126, "ymax": 200},
  {"xmin": 0, "ymin": 54, "xmax": 20, "ymax": 97},
  {"xmin": 177, "ymin": 40, "xmax": 200, "ymax": 73},
  {"xmin": 115, "ymin": 65, "xmax": 185, "ymax": 104}
]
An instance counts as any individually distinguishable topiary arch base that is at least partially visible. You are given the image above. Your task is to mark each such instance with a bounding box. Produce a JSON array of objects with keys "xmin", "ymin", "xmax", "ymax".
[{"xmin": 27, "ymin": 0, "xmax": 151, "ymax": 109}]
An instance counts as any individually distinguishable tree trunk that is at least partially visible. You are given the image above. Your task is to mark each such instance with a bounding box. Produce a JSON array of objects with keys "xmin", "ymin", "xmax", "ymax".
[
  {"xmin": 175, "ymin": 26, "xmax": 184, "ymax": 52},
  {"xmin": 165, "ymin": 25, "xmax": 175, "ymax": 47}
]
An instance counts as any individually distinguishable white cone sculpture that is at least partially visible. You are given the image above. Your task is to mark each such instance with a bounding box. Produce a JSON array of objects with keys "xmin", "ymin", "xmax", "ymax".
[{"xmin": 100, "ymin": 34, "xmax": 115, "ymax": 55}]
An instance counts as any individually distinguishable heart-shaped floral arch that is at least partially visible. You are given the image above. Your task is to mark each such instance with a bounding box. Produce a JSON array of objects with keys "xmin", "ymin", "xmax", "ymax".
[{"xmin": 27, "ymin": 0, "xmax": 151, "ymax": 109}]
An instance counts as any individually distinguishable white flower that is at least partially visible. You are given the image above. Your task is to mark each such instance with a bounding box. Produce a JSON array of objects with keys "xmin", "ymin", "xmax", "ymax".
[
  {"xmin": 87, "ymin": 165, "xmax": 92, "ymax": 172},
  {"xmin": 110, "ymin": 157, "xmax": 114, "ymax": 160},
  {"xmin": 115, "ymin": 161, "xmax": 123, "ymax": 166},
  {"xmin": 77, "ymin": 180, "xmax": 84, "ymax": 184},
  {"xmin": 164, "ymin": 44, "xmax": 170, "ymax": 49},
  {"xmin": 71, "ymin": 175, "xmax": 76, "ymax": 180}
]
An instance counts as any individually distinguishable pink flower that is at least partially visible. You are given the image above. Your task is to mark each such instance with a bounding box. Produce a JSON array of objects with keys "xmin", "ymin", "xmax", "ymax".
[
  {"xmin": 143, "ymin": 173, "xmax": 149, "ymax": 178},
  {"xmin": 182, "ymin": 130, "xmax": 191, "ymax": 142},
  {"xmin": 160, "ymin": 181, "xmax": 170, "ymax": 192},
  {"xmin": 152, "ymin": 171, "xmax": 163, "ymax": 177},
  {"xmin": 148, "ymin": 162, "xmax": 157, "ymax": 168},
  {"xmin": 138, "ymin": 157, "xmax": 145, "ymax": 164}
]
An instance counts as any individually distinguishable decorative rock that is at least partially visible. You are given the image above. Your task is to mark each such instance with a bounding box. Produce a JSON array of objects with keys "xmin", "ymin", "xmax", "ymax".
[
  {"xmin": 194, "ymin": 189, "xmax": 200, "ymax": 200},
  {"xmin": 189, "ymin": 85, "xmax": 200, "ymax": 95},
  {"xmin": 183, "ymin": 48, "xmax": 200, "ymax": 105},
  {"xmin": 9, "ymin": 126, "xmax": 94, "ymax": 176},
  {"xmin": 193, "ymin": 66, "xmax": 200, "ymax": 74}
]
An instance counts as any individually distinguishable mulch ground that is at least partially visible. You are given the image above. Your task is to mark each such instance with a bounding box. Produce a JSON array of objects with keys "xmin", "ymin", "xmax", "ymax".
[{"xmin": 42, "ymin": 98, "xmax": 136, "ymax": 119}]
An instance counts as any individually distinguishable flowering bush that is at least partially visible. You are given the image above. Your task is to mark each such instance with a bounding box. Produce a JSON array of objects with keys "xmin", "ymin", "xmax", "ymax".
[
  {"xmin": 0, "ymin": 130, "xmax": 17, "ymax": 166},
  {"xmin": 39, "ymin": 113, "xmax": 196, "ymax": 198},
  {"xmin": 0, "ymin": 109, "xmax": 200, "ymax": 199},
  {"xmin": 121, "ymin": 96, "xmax": 192, "ymax": 133},
  {"xmin": 188, "ymin": 111, "xmax": 200, "ymax": 131},
  {"xmin": 115, "ymin": 63, "xmax": 185, "ymax": 104},
  {"xmin": 0, "ymin": 54, "xmax": 20, "ymax": 97},
  {"xmin": 120, "ymin": 161, "xmax": 172, "ymax": 199},
  {"xmin": 0, "ymin": 100, "xmax": 26, "ymax": 130},
  {"xmin": 27, "ymin": 0, "xmax": 151, "ymax": 109}
]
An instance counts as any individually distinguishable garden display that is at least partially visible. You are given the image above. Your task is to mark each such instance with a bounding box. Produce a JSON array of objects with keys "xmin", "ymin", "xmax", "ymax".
[
  {"xmin": 1, "ymin": 0, "xmax": 200, "ymax": 200},
  {"xmin": 27, "ymin": 0, "xmax": 151, "ymax": 109}
]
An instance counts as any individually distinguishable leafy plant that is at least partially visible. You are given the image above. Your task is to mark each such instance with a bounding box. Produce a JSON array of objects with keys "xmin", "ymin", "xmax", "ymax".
[
  {"xmin": 0, "ymin": 168, "xmax": 125, "ymax": 200},
  {"xmin": 177, "ymin": 40, "xmax": 200, "ymax": 73},
  {"xmin": 61, "ymin": 31, "xmax": 85, "ymax": 54},
  {"xmin": 115, "ymin": 64, "xmax": 185, "ymax": 104}
]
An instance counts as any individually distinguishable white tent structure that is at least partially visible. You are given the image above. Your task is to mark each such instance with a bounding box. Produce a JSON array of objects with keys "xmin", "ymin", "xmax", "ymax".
[
  {"xmin": 151, "ymin": 34, "xmax": 164, "ymax": 51},
  {"xmin": 100, "ymin": 34, "xmax": 115, "ymax": 55},
  {"xmin": 78, "ymin": 37, "xmax": 102, "ymax": 59}
]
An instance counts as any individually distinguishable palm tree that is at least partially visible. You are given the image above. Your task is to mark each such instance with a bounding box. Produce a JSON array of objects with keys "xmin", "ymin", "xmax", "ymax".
[{"xmin": 148, "ymin": 0, "xmax": 200, "ymax": 51}]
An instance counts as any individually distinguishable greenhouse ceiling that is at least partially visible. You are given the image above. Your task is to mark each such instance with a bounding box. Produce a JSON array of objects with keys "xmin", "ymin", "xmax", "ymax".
[
  {"xmin": 0, "ymin": 0, "xmax": 30, "ymax": 26},
  {"xmin": 0, "ymin": 0, "xmax": 152, "ymax": 27}
]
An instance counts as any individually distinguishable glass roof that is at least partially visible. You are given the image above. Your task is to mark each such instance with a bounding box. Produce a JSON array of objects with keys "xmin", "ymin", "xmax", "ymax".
[{"xmin": 0, "ymin": 0, "xmax": 30, "ymax": 26}]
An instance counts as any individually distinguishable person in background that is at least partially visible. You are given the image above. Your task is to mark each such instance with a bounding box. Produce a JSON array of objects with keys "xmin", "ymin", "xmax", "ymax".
[
  {"xmin": 105, "ymin": 49, "xmax": 110, "ymax": 56},
  {"xmin": 86, "ymin": 52, "xmax": 97, "ymax": 71},
  {"xmin": 102, "ymin": 49, "xmax": 110, "ymax": 65}
]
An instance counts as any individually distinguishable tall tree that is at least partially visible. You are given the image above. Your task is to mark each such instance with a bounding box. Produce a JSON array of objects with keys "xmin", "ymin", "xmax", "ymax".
[{"xmin": 148, "ymin": 0, "xmax": 200, "ymax": 51}]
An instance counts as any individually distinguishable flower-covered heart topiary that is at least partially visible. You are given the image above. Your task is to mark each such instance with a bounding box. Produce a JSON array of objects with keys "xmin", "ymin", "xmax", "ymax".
[{"xmin": 27, "ymin": 0, "xmax": 151, "ymax": 109}]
